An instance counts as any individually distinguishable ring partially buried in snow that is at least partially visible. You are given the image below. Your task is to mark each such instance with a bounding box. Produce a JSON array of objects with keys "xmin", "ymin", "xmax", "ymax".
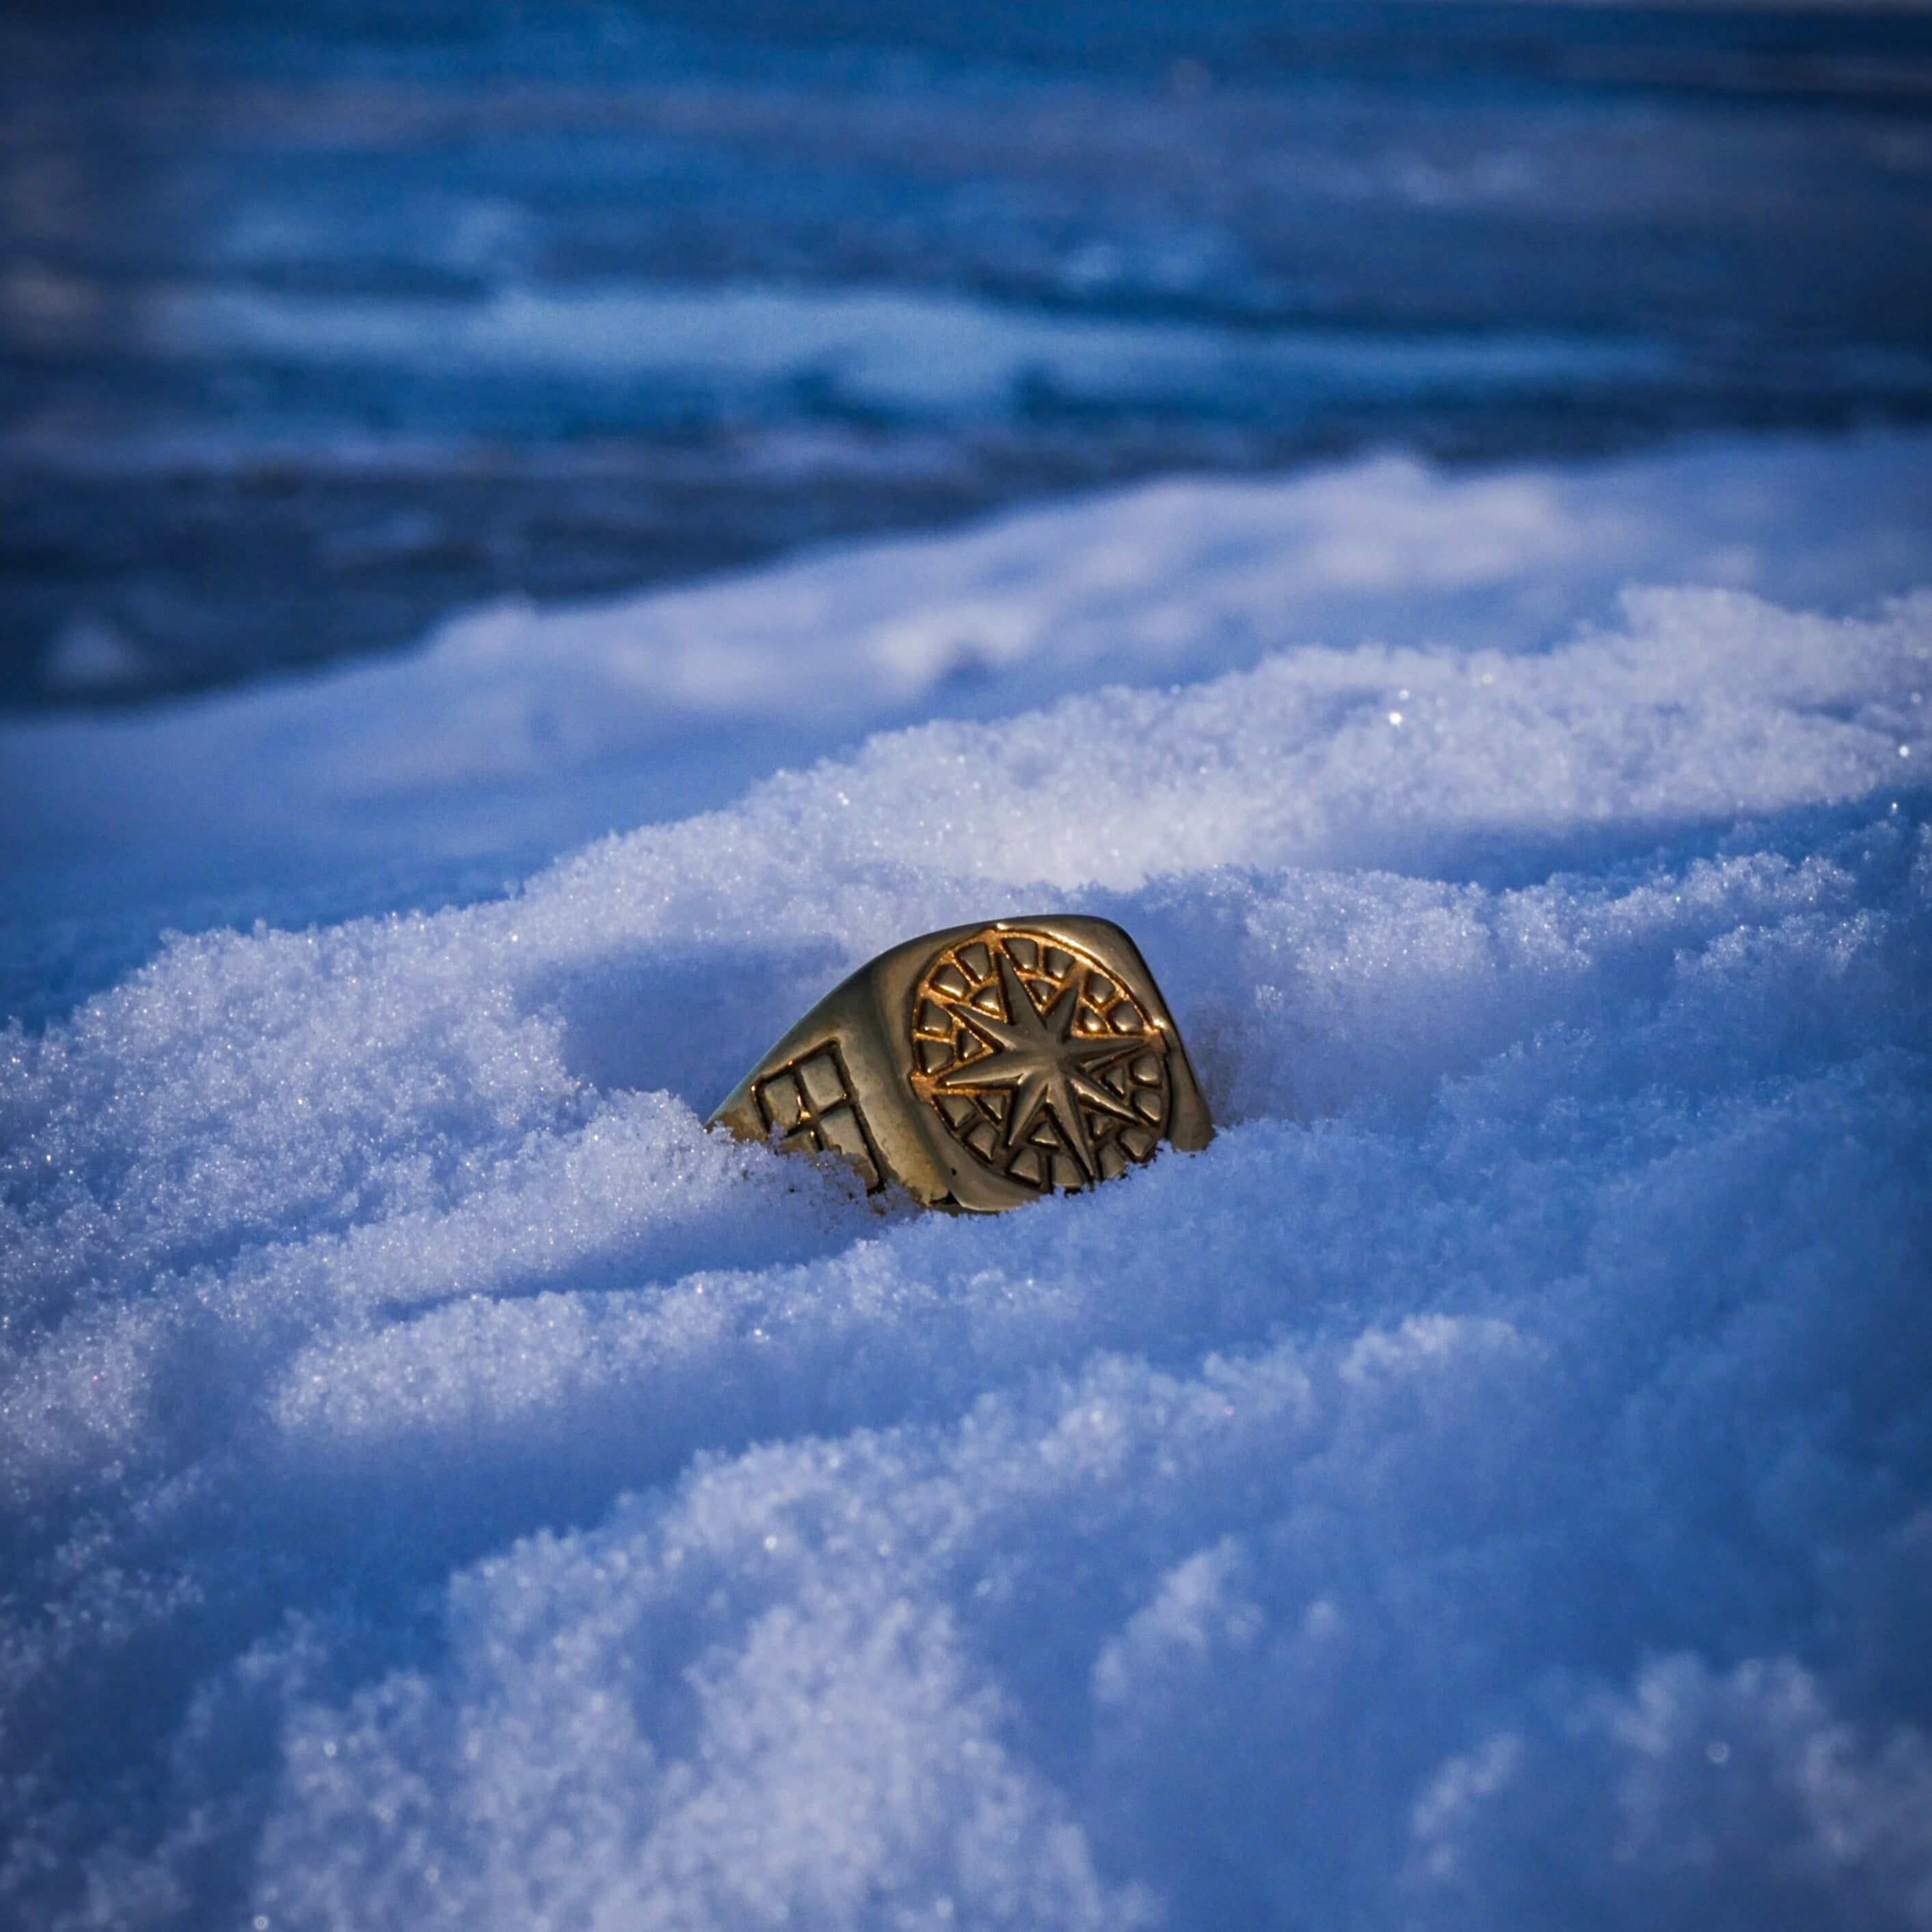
[{"xmin": 705, "ymin": 916, "xmax": 1213, "ymax": 1211}]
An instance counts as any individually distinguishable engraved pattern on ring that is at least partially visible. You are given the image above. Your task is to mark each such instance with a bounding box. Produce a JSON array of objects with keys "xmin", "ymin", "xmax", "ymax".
[{"xmin": 908, "ymin": 927, "xmax": 1171, "ymax": 1195}]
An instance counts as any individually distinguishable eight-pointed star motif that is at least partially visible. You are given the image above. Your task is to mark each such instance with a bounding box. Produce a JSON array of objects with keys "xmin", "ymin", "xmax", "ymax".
[{"xmin": 932, "ymin": 951, "xmax": 1151, "ymax": 1181}]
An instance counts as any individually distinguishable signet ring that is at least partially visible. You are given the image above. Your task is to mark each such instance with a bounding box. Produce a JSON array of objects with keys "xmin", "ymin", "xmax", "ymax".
[{"xmin": 706, "ymin": 916, "xmax": 1213, "ymax": 1212}]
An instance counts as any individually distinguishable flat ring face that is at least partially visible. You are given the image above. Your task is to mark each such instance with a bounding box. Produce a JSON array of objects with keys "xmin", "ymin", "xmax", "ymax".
[{"xmin": 908, "ymin": 926, "xmax": 1172, "ymax": 1196}]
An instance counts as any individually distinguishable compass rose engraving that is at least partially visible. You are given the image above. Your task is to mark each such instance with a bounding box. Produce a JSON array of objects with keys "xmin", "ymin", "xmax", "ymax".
[{"xmin": 908, "ymin": 928, "xmax": 1173, "ymax": 1194}]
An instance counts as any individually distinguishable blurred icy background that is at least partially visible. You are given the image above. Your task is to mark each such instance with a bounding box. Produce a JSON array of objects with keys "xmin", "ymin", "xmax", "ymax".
[
  {"xmin": 8, "ymin": 0, "xmax": 1932, "ymax": 714},
  {"xmin": 4, "ymin": 4, "xmax": 1932, "ymax": 1931}
]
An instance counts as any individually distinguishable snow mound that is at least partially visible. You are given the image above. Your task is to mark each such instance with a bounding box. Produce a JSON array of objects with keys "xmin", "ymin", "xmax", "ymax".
[
  {"xmin": 3, "ymin": 579, "xmax": 1930, "ymax": 1930},
  {"xmin": 7, "ymin": 433, "xmax": 1932, "ymax": 1031}
]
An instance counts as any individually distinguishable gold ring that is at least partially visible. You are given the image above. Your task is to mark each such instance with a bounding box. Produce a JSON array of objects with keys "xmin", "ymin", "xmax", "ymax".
[{"xmin": 706, "ymin": 916, "xmax": 1212, "ymax": 1211}]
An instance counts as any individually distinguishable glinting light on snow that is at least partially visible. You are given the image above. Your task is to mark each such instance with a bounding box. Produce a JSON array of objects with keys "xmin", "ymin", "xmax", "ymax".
[{"xmin": 708, "ymin": 918, "xmax": 1213, "ymax": 1208}]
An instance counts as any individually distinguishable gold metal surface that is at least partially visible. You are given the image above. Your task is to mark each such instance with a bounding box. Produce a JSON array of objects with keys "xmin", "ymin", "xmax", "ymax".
[{"xmin": 706, "ymin": 916, "xmax": 1212, "ymax": 1211}]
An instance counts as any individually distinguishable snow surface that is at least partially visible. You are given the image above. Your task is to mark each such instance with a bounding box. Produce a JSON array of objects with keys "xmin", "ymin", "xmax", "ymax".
[
  {"xmin": 152, "ymin": 281, "xmax": 1679, "ymax": 422},
  {"xmin": 7, "ymin": 430, "xmax": 1932, "ymax": 1025},
  {"xmin": 3, "ymin": 439, "xmax": 1932, "ymax": 1930}
]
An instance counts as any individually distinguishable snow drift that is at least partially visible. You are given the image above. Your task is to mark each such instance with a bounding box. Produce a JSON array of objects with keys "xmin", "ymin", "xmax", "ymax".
[
  {"xmin": 3, "ymin": 506, "xmax": 1931, "ymax": 1928},
  {"xmin": 7, "ymin": 431, "xmax": 1932, "ymax": 1033}
]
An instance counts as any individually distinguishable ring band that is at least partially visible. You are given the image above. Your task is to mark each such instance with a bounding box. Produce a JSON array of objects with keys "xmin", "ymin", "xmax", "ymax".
[{"xmin": 706, "ymin": 916, "xmax": 1213, "ymax": 1212}]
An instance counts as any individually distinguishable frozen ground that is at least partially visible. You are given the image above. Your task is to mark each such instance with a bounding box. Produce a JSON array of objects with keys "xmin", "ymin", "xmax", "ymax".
[{"xmin": 3, "ymin": 432, "xmax": 1931, "ymax": 1930}]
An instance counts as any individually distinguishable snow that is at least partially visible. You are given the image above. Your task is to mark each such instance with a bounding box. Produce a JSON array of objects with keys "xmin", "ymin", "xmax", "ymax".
[
  {"xmin": 152, "ymin": 283, "xmax": 1679, "ymax": 421},
  {"xmin": 8, "ymin": 430, "xmax": 1932, "ymax": 1028},
  {"xmin": 3, "ymin": 434, "xmax": 1931, "ymax": 1930}
]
